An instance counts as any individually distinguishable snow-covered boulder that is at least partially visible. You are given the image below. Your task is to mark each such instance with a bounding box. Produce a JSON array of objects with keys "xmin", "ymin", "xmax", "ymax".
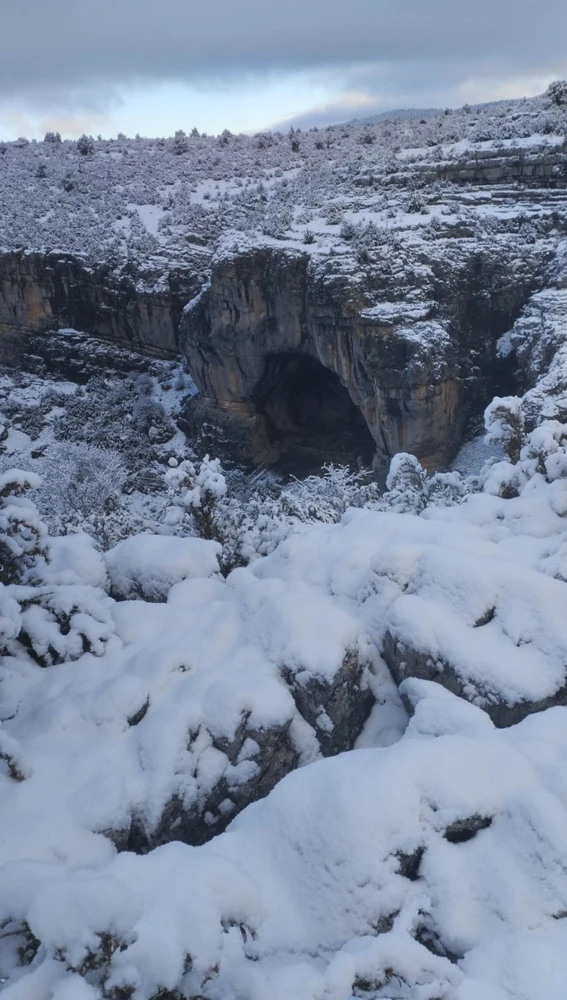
[
  {"xmin": 381, "ymin": 544, "xmax": 567, "ymax": 726},
  {"xmin": 104, "ymin": 533, "xmax": 222, "ymax": 601}
]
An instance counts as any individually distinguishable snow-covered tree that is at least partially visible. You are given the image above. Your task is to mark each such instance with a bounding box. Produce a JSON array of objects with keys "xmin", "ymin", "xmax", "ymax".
[
  {"xmin": 173, "ymin": 129, "xmax": 188, "ymax": 155},
  {"xmin": 383, "ymin": 453, "xmax": 428, "ymax": 512},
  {"xmin": 484, "ymin": 396, "xmax": 526, "ymax": 463},
  {"xmin": 39, "ymin": 442, "xmax": 127, "ymax": 542},
  {"xmin": 0, "ymin": 470, "xmax": 47, "ymax": 584},
  {"xmin": 165, "ymin": 455, "xmax": 227, "ymax": 540}
]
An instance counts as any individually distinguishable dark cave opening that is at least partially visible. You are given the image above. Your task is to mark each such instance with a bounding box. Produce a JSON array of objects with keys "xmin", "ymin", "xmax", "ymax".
[{"xmin": 254, "ymin": 353, "xmax": 376, "ymax": 474}]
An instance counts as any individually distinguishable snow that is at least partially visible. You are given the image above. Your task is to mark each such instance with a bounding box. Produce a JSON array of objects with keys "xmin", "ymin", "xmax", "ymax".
[
  {"xmin": 4, "ymin": 415, "xmax": 567, "ymax": 997},
  {"xmin": 5, "ymin": 686, "xmax": 567, "ymax": 999},
  {"xmin": 128, "ymin": 203, "xmax": 165, "ymax": 235},
  {"xmin": 399, "ymin": 132, "xmax": 565, "ymax": 162}
]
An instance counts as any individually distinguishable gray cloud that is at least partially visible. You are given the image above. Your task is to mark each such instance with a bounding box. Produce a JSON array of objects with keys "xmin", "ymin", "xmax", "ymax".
[{"xmin": 1, "ymin": 1, "xmax": 566, "ymax": 117}]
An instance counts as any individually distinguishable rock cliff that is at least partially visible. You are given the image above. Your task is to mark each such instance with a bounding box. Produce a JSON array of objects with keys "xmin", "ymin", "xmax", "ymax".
[
  {"xmin": 180, "ymin": 235, "xmax": 548, "ymax": 475},
  {"xmin": 0, "ymin": 249, "xmax": 206, "ymax": 367}
]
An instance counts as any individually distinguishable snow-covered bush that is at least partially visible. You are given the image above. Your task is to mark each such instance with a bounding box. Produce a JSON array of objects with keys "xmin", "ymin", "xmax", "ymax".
[
  {"xmin": 547, "ymin": 79, "xmax": 567, "ymax": 106},
  {"xmin": 0, "ymin": 473, "xmax": 117, "ymax": 665},
  {"xmin": 41, "ymin": 442, "xmax": 127, "ymax": 531},
  {"xmin": 76, "ymin": 134, "xmax": 94, "ymax": 156},
  {"xmin": 381, "ymin": 454, "xmax": 470, "ymax": 513},
  {"xmin": 4, "ymin": 583, "xmax": 117, "ymax": 666},
  {"xmin": 480, "ymin": 417, "xmax": 567, "ymax": 499},
  {"xmin": 0, "ymin": 469, "xmax": 47, "ymax": 584},
  {"xmin": 384, "ymin": 453, "xmax": 428, "ymax": 512},
  {"xmin": 173, "ymin": 129, "xmax": 188, "ymax": 155},
  {"xmin": 165, "ymin": 454, "xmax": 227, "ymax": 540},
  {"xmin": 166, "ymin": 459, "xmax": 381, "ymax": 569}
]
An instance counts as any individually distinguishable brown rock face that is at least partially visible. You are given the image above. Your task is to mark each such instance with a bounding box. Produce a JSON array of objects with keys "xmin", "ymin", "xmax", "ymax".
[
  {"xmin": 0, "ymin": 239, "xmax": 546, "ymax": 474},
  {"xmin": 0, "ymin": 249, "xmax": 205, "ymax": 366},
  {"xmin": 180, "ymin": 240, "xmax": 541, "ymax": 475}
]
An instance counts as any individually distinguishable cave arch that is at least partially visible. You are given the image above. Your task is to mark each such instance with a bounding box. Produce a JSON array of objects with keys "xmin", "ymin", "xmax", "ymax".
[{"xmin": 253, "ymin": 353, "xmax": 376, "ymax": 473}]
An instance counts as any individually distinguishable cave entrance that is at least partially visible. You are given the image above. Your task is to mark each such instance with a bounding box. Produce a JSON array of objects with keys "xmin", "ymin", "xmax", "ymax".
[{"xmin": 254, "ymin": 353, "xmax": 376, "ymax": 475}]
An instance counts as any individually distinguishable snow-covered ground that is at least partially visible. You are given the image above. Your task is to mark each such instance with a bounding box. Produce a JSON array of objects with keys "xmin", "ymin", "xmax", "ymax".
[{"xmin": 3, "ymin": 376, "xmax": 567, "ymax": 997}]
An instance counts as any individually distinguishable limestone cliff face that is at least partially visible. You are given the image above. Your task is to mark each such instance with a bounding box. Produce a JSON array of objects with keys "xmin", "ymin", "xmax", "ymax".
[
  {"xmin": 180, "ymin": 240, "xmax": 542, "ymax": 474},
  {"xmin": 0, "ymin": 239, "xmax": 548, "ymax": 475},
  {"xmin": 0, "ymin": 249, "xmax": 204, "ymax": 366}
]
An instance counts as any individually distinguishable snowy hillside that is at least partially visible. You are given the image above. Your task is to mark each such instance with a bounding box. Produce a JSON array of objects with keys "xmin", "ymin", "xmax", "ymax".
[
  {"xmin": 0, "ymin": 86, "xmax": 566, "ymax": 284},
  {"xmin": 2, "ymin": 85, "xmax": 567, "ymax": 1000}
]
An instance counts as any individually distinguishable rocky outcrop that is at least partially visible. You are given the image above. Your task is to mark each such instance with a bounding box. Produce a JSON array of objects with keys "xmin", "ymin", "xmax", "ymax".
[
  {"xmin": 383, "ymin": 631, "xmax": 567, "ymax": 728},
  {"xmin": 127, "ymin": 648, "xmax": 374, "ymax": 852},
  {"xmin": 386, "ymin": 140, "xmax": 567, "ymax": 188},
  {"xmin": 180, "ymin": 238, "xmax": 545, "ymax": 475},
  {"xmin": 128, "ymin": 716, "xmax": 299, "ymax": 851},
  {"xmin": 0, "ymin": 228, "xmax": 554, "ymax": 478},
  {"xmin": 0, "ymin": 249, "xmax": 207, "ymax": 366}
]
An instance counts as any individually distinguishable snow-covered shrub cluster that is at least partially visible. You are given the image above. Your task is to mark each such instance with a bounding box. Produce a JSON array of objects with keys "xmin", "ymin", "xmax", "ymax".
[
  {"xmin": 0, "ymin": 364, "xmax": 195, "ymax": 547},
  {"xmin": 0, "ymin": 468, "xmax": 46, "ymax": 585},
  {"xmin": 479, "ymin": 395, "xmax": 567, "ymax": 508},
  {"xmin": 0, "ymin": 480, "xmax": 117, "ymax": 667},
  {"xmin": 164, "ymin": 457, "xmax": 383, "ymax": 568}
]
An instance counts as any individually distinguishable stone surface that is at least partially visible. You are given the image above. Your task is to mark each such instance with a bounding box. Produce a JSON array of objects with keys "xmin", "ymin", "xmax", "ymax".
[
  {"xmin": 128, "ymin": 717, "xmax": 299, "ymax": 851},
  {"xmin": 0, "ymin": 214, "xmax": 557, "ymax": 476}
]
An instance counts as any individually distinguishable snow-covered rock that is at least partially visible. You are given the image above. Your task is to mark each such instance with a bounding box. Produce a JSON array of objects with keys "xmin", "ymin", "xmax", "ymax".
[{"xmin": 4, "ymin": 685, "xmax": 567, "ymax": 1000}]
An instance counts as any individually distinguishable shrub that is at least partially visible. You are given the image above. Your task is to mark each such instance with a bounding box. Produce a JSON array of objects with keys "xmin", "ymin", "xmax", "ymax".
[{"xmin": 77, "ymin": 134, "xmax": 94, "ymax": 156}]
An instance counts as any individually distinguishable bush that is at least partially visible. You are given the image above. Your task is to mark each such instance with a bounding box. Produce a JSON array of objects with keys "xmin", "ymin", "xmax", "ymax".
[
  {"xmin": 40, "ymin": 442, "xmax": 127, "ymax": 531},
  {"xmin": 173, "ymin": 130, "xmax": 188, "ymax": 155},
  {"xmin": 77, "ymin": 134, "xmax": 94, "ymax": 156},
  {"xmin": 0, "ymin": 470, "xmax": 47, "ymax": 585},
  {"xmin": 166, "ymin": 460, "xmax": 381, "ymax": 571},
  {"xmin": 547, "ymin": 80, "xmax": 567, "ymax": 106},
  {"xmin": 484, "ymin": 396, "xmax": 525, "ymax": 464}
]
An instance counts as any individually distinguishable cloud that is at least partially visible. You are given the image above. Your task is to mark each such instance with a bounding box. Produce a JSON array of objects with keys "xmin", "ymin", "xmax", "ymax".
[
  {"xmin": 1, "ymin": 0, "xmax": 566, "ymax": 134},
  {"xmin": 2, "ymin": 0, "xmax": 567, "ymax": 100},
  {"xmin": 269, "ymin": 59, "xmax": 567, "ymax": 132}
]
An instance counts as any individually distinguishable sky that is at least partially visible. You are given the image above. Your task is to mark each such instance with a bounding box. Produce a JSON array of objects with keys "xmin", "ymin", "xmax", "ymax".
[{"xmin": 1, "ymin": 0, "xmax": 566, "ymax": 140}]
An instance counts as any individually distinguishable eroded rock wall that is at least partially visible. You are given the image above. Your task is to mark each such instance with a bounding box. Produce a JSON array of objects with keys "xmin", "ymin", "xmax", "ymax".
[
  {"xmin": 0, "ymin": 249, "xmax": 205, "ymax": 366},
  {"xmin": 180, "ymin": 239, "xmax": 544, "ymax": 473}
]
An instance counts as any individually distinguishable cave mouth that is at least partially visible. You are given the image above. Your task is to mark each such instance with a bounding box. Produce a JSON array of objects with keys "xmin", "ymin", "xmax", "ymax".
[{"xmin": 254, "ymin": 353, "xmax": 376, "ymax": 475}]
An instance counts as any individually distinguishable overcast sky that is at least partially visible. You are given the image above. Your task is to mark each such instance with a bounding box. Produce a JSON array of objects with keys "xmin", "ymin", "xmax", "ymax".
[{"xmin": 1, "ymin": 0, "xmax": 566, "ymax": 139}]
